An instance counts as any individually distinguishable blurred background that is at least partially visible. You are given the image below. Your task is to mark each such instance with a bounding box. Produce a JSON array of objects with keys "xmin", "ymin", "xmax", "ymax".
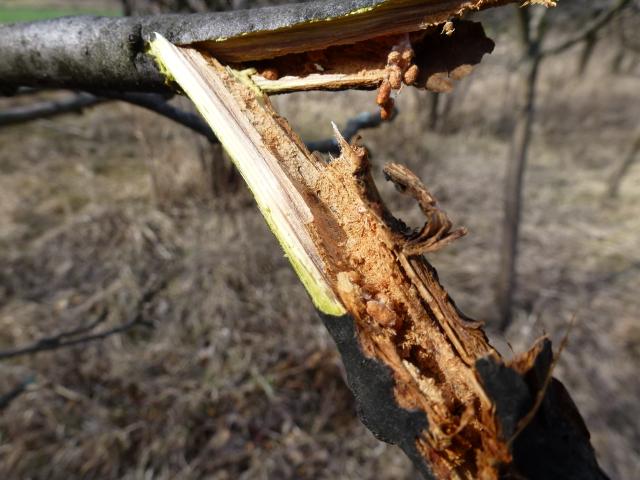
[{"xmin": 0, "ymin": 1, "xmax": 638, "ymax": 479}]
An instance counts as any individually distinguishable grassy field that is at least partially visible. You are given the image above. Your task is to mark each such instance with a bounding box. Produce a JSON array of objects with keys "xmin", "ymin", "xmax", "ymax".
[
  {"xmin": 0, "ymin": 1, "xmax": 119, "ymax": 23},
  {"xmin": 1, "ymin": 6, "xmax": 639, "ymax": 480},
  {"xmin": 0, "ymin": 7, "xmax": 119, "ymax": 23}
]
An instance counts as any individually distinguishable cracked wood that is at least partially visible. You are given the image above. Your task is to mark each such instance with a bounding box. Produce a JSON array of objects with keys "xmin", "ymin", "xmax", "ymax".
[{"xmin": 147, "ymin": 22, "xmax": 609, "ymax": 480}]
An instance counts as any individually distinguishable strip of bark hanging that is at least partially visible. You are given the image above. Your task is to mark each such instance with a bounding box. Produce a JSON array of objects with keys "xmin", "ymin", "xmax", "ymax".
[
  {"xmin": 0, "ymin": 0, "xmax": 512, "ymax": 93},
  {"xmin": 148, "ymin": 34, "xmax": 608, "ymax": 480}
]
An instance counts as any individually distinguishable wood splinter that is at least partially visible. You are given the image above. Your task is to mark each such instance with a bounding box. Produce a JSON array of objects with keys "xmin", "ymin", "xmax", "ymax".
[{"xmin": 382, "ymin": 162, "xmax": 468, "ymax": 255}]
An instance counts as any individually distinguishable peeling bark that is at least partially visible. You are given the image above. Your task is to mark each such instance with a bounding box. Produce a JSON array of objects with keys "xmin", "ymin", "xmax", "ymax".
[{"xmin": 148, "ymin": 37, "xmax": 609, "ymax": 479}]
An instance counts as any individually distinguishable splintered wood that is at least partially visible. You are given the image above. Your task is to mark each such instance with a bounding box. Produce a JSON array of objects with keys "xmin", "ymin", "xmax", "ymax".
[
  {"xmin": 150, "ymin": 35, "xmax": 508, "ymax": 479},
  {"xmin": 149, "ymin": 25, "xmax": 599, "ymax": 480}
]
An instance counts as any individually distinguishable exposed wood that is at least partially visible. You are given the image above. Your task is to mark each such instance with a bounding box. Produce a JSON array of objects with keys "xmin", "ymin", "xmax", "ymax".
[
  {"xmin": 0, "ymin": 0, "xmax": 512, "ymax": 92},
  {"xmin": 148, "ymin": 35, "xmax": 345, "ymax": 316},
  {"xmin": 149, "ymin": 34, "xmax": 609, "ymax": 480}
]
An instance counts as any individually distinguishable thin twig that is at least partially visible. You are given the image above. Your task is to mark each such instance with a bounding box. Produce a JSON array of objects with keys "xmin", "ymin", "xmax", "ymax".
[
  {"xmin": 540, "ymin": 0, "xmax": 632, "ymax": 57},
  {"xmin": 0, "ymin": 375, "xmax": 36, "ymax": 410},
  {"xmin": 305, "ymin": 109, "xmax": 396, "ymax": 155},
  {"xmin": 0, "ymin": 276, "xmax": 169, "ymax": 361}
]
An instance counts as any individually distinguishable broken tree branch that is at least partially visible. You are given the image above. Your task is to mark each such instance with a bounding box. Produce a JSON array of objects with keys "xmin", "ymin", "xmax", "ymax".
[
  {"xmin": 0, "ymin": 0, "xmax": 510, "ymax": 92},
  {"xmin": 148, "ymin": 33, "xmax": 609, "ymax": 480}
]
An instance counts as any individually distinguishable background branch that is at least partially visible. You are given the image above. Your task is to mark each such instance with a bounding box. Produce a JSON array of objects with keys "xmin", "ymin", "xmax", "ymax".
[
  {"xmin": 305, "ymin": 109, "xmax": 396, "ymax": 155},
  {"xmin": 0, "ymin": 94, "xmax": 106, "ymax": 127},
  {"xmin": 94, "ymin": 91, "xmax": 220, "ymax": 142},
  {"xmin": 0, "ymin": 276, "xmax": 169, "ymax": 361},
  {"xmin": 1, "ymin": 91, "xmax": 391, "ymax": 153},
  {"xmin": 540, "ymin": 0, "xmax": 632, "ymax": 57},
  {"xmin": 0, "ymin": 376, "xmax": 35, "ymax": 410}
]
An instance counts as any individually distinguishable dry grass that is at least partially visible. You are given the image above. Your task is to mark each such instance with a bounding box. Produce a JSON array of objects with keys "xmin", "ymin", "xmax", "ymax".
[{"xmin": 1, "ymin": 20, "xmax": 639, "ymax": 480}]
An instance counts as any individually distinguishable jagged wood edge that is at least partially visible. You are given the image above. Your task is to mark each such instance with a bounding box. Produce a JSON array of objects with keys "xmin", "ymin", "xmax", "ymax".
[{"xmin": 148, "ymin": 34, "xmax": 609, "ymax": 480}]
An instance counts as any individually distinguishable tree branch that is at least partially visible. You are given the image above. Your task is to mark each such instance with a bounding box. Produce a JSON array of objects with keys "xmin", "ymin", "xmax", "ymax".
[
  {"xmin": 0, "ymin": 276, "xmax": 168, "ymax": 361},
  {"xmin": 95, "ymin": 90, "xmax": 219, "ymax": 142},
  {"xmin": 0, "ymin": 0, "xmax": 512, "ymax": 92},
  {"xmin": 0, "ymin": 94, "xmax": 106, "ymax": 127},
  {"xmin": 540, "ymin": 0, "xmax": 632, "ymax": 57},
  {"xmin": 0, "ymin": 91, "xmax": 217, "ymax": 141},
  {"xmin": 0, "ymin": 313, "xmax": 147, "ymax": 361},
  {"xmin": 0, "ymin": 376, "xmax": 35, "ymax": 410},
  {"xmin": 1, "ymin": 90, "xmax": 396, "ymax": 154},
  {"xmin": 305, "ymin": 109, "xmax": 396, "ymax": 155}
]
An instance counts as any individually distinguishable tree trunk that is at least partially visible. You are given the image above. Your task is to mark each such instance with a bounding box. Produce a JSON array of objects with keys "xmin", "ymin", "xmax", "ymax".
[{"xmin": 496, "ymin": 9, "xmax": 542, "ymax": 332}]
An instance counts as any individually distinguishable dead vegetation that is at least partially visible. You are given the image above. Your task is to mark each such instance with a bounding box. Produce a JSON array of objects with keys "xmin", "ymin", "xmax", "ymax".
[{"xmin": 1, "ymin": 6, "xmax": 639, "ymax": 479}]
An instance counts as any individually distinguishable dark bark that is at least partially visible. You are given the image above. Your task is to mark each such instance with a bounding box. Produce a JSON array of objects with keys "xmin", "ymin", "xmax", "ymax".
[
  {"xmin": 475, "ymin": 339, "xmax": 609, "ymax": 480},
  {"xmin": 322, "ymin": 310, "xmax": 609, "ymax": 480},
  {"xmin": 320, "ymin": 312, "xmax": 433, "ymax": 479}
]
